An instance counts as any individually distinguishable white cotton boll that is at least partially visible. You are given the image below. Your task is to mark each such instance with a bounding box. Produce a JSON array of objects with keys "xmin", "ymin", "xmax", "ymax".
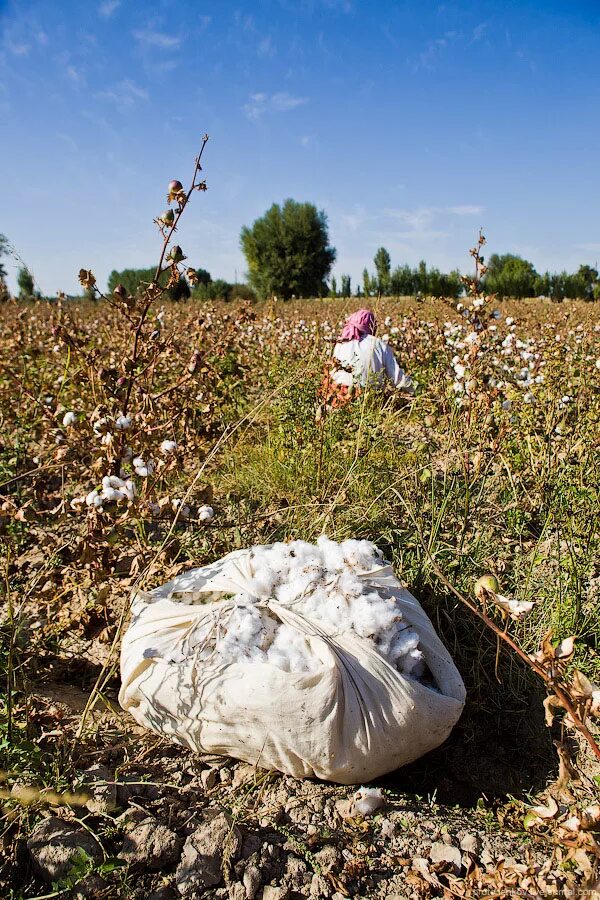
[
  {"xmin": 70, "ymin": 496, "xmax": 86, "ymax": 510},
  {"xmin": 93, "ymin": 416, "xmax": 109, "ymax": 435},
  {"xmin": 502, "ymin": 400, "xmax": 511, "ymax": 410},
  {"xmin": 115, "ymin": 415, "xmax": 132, "ymax": 431},
  {"xmin": 352, "ymin": 787, "xmax": 385, "ymax": 816},
  {"xmin": 400, "ymin": 648, "xmax": 426, "ymax": 677},
  {"xmin": 178, "ymin": 538, "xmax": 425, "ymax": 681},
  {"xmin": 124, "ymin": 479, "xmax": 136, "ymax": 501},
  {"xmin": 505, "ymin": 316, "xmax": 514, "ymax": 325},
  {"xmin": 62, "ymin": 411, "xmax": 77, "ymax": 427},
  {"xmin": 101, "ymin": 486, "xmax": 120, "ymax": 502},
  {"xmin": 86, "ymin": 490, "xmax": 100, "ymax": 507},
  {"xmin": 198, "ymin": 505, "xmax": 214, "ymax": 522},
  {"xmin": 342, "ymin": 539, "xmax": 380, "ymax": 572},
  {"xmin": 134, "ymin": 458, "xmax": 155, "ymax": 478},
  {"xmin": 389, "ymin": 627, "xmax": 420, "ymax": 665},
  {"xmin": 267, "ymin": 625, "xmax": 314, "ymax": 673},
  {"xmin": 317, "ymin": 536, "xmax": 346, "ymax": 571},
  {"xmin": 161, "ymin": 439, "xmax": 178, "ymax": 454},
  {"xmin": 246, "ymin": 569, "xmax": 276, "ymax": 600},
  {"xmin": 101, "ymin": 433, "xmax": 113, "ymax": 446}
]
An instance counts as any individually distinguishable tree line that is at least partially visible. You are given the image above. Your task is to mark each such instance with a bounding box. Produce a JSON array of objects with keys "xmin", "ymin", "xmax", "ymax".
[{"xmin": 1, "ymin": 206, "xmax": 599, "ymax": 301}]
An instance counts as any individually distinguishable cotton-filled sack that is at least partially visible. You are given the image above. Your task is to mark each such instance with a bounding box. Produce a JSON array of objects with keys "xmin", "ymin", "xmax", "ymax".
[{"xmin": 119, "ymin": 539, "xmax": 465, "ymax": 784}]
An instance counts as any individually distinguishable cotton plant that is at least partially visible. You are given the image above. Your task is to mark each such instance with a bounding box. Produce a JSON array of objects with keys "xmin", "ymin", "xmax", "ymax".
[{"xmin": 46, "ymin": 137, "xmax": 216, "ymax": 562}]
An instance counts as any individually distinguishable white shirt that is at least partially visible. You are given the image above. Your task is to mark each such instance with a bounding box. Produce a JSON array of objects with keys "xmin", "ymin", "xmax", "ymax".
[{"xmin": 331, "ymin": 335, "xmax": 414, "ymax": 392}]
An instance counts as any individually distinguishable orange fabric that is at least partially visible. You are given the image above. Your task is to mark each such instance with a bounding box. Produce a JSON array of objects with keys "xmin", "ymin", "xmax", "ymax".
[{"xmin": 319, "ymin": 367, "xmax": 360, "ymax": 409}]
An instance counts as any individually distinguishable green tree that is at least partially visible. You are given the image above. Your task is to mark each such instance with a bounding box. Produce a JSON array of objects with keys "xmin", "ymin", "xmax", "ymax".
[
  {"xmin": 572, "ymin": 264, "xmax": 598, "ymax": 300},
  {"xmin": 373, "ymin": 247, "xmax": 391, "ymax": 296},
  {"xmin": 0, "ymin": 233, "xmax": 8, "ymax": 280},
  {"xmin": 415, "ymin": 260, "xmax": 428, "ymax": 295},
  {"xmin": 362, "ymin": 268, "xmax": 372, "ymax": 297},
  {"xmin": 107, "ymin": 267, "xmax": 158, "ymax": 296},
  {"xmin": 240, "ymin": 199, "xmax": 336, "ymax": 299},
  {"xmin": 17, "ymin": 267, "xmax": 34, "ymax": 300},
  {"xmin": 483, "ymin": 254, "xmax": 538, "ymax": 298},
  {"xmin": 389, "ymin": 265, "xmax": 414, "ymax": 296},
  {"xmin": 340, "ymin": 274, "xmax": 351, "ymax": 298},
  {"xmin": 107, "ymin": 267, "xmax": 198, "ymax": 301},
  {"xmin": 192, "ymin": 278, "xmax": 234, "ymax": 301},
  {"xmin": 330, "ymin": 275, "xmax": 337, "ymax": 298}
]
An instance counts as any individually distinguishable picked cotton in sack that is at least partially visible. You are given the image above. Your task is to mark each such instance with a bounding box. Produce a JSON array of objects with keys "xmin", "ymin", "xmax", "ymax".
[
  {"xmin": 120, "ymin": 538, "xmax": 466, "ymax": 783},
  {"xmin": 162, "ymin": 537, "xmax": 426, "ymax": 679}
]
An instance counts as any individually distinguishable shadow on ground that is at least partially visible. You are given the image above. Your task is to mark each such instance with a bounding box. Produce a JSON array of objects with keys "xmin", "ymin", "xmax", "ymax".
[{"xmin": 381, "ymin": 687, "xmax": 555, "ymax": 806}]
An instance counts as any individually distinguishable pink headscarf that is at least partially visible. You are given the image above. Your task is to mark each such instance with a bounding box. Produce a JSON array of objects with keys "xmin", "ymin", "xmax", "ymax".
[{"xmin": 339, "ymin": 308, "xmax": 377, "ymax": 342}]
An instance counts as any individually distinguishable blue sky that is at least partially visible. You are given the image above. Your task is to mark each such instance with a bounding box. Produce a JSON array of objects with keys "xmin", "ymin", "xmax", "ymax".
[{"xmin": 1, "ymin": 0, "xmax": 599, "ymax": 295}]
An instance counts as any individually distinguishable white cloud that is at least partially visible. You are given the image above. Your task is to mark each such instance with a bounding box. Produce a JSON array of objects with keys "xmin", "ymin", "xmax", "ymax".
[
  {"xmin": 98, "ymin": 0, "xmax": 120, "ymax": 18},
  {"xmin": 244, "ymin": 91, "xmax": 308, "ymax": 119},
  {"xmin": 96, "ymin": 79, "xmax": 149, "ymax": 109},
  {"xmin": 472, "ymin": 22, "xmax": 488, "ymax": 42},
  {"xmin": 416, "ymin": 30, "xmax": 461, "ymax": 70},
  {"xmin": 258, "ymin": 36, "xmax": 275, "ymax": 57},
  {"xmin": 67, "ymin": 65, "xmax": 85, "ymax": 84},
  {"xmin": 385, "ymin": 207, "xmax": 436, "ymax": 232},
  {"xmin": 56, "ymin": 132, "xmax": 79, "ymax": 152},
  {"xmin": 133, "ymin": 29, "xmax": 180, "ymax": 49},
  {"xmin": 10, "ymin": 42, "xmax": 31, "ymax": 57},
  {"xmin": 446, "ymin": 205, "xmax": 484, "ymax": 216}
]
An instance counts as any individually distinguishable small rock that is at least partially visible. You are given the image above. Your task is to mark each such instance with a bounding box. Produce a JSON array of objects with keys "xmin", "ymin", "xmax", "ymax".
[
  {"xmin": 116, "ymin": 775, "xmax": 160, "ymax": 804},
  {"xmin": 148, "ymin": 889, "xmax": 178, "ymax": 900},
  {"xmin": 430, "ymin": 841, "xmax": 462, "ymax": 874},
  {"xmin": 314, "ymin": 845, "xmax": 342, "ymax": 872},
  {"xmin": 460, "ymin": 833, "xmax": 481, "ymax": 854},
  {"xmin": 176, "ymin": 813, "xmax": 242, "ymax": 897},
  {"xmin": 229, "ymin": 884, "xmax": 246, "ymax": 900},
  {"xmin": 116, "ymin": 807, "xmax": 149, "ymax": 829},
  {"xmin": 201, "ymin": 768, "xmax": 218, "ymax": 791},
  {"xmin": 334, "ymin": 798, "xmax": 353, "ymax": 820},
  {"xmin": 81, "ymin": 764, "xmax": 117, "ymax": 815},
  {"xmin": 120, "ymin": 817, "xmax": 182, "ymax": 869},
  {"xmin": 232, "ymin": 764, "xmax": 256, "ymax": 790},
  {"xmin": 27, "ymin": 817, "xmax": 103, "ymax": 883},
  {"xmin": 480, "ymin": 847, "xmax": 494, "ymax": 867},
  {"xmin": 310, "ymin": 874, "xmax": 331, "ymax": 897},
  {"xmin": 379, "ymin": 818, "xmax": 395, "ymax": 839},
  {"xmin": 243, "ymin": 863, "xmax": 262, "ymax": 899},
  {"xmin": 261, "ymin": 887, "xmax": 289, "ymax": 900},
  {"xmin": 72, "ymin": 874, "xmax": 108, "ymax": 900}
]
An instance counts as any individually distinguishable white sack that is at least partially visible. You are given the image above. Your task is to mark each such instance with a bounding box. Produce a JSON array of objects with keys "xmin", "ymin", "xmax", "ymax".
[{"xmin": 119, "ymin": 541, "xmax": 466, "ymax": 784}]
